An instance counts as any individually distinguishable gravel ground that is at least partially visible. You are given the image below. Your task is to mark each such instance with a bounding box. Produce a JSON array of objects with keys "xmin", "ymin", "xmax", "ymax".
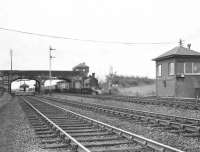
[
  {"xmin": 0, "ymin": 94, "xmax": 46, "ymax": 152},
  {"xmin": 45, "ymin": 94, "xmax": 200, "ymax": 152},
  {"xmin": 0, "ymin": 93, "xmax": 12, "ymax": 108}
]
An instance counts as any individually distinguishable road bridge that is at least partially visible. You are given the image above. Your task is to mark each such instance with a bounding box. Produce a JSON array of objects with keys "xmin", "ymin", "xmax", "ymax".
[{"xmin": 0, "ymin": 70, "xmax": 85, "ymax": 93}]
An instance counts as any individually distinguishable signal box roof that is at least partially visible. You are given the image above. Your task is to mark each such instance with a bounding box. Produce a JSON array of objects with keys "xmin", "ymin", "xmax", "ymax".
[{"xmin": 153, "ymin": 46, "xmax": 200, "ymax": 61}]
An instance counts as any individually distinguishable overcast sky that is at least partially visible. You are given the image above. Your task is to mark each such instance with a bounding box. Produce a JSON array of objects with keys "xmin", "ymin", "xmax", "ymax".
[{"xmin": 1, "ymin": 0, "xmax": 200, "ymax": 80}]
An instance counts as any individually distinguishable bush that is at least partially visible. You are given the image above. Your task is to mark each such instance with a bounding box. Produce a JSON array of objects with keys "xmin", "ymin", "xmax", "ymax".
[{"xmin": 105, "ymin": 74, "xmax": 154, "ymax": 88}]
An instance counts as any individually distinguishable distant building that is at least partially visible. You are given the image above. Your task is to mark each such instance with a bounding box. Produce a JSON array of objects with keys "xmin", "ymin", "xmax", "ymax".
[
  {"xmin": 55, "ymin": 63, "xmax": 99, "ymax": 91},
  {"xmin": 56, "ymin": 73, "xmax": 99, "ymax": 90},
  {"xmin": 56, "ymin": 80, "xmax": 70, "ymax": 89},
  {"xmin": 72, "ymin": 62, "xmax": 89, "ymax": 76},
  {"xmin": 84, "ymin": 73, "xmax": 99, "ymax": 89},
  {"xmin": 72, "ymin": 62, "xmax": 89, "ymax": 88},
  {"xmin": 153, "ymin": 41, "xmax": 200, "ymax": 98}
]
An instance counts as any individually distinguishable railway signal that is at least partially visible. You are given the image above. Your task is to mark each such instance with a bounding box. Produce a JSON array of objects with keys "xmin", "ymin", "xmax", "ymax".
[{"xmin": 49, "ymin": 46, "xmax": 56, "ymax": 94}]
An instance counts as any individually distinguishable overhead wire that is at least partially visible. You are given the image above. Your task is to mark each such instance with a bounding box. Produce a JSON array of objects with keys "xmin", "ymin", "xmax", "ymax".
[{"xmin": 0, "ymin": 27, "xmax": 177, "ymax": 45}]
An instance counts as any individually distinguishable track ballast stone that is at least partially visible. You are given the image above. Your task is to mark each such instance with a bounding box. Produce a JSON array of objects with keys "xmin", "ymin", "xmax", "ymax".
[{"xmin": 0, "ymin": 95, "xmax": 45, "ymax": 152}]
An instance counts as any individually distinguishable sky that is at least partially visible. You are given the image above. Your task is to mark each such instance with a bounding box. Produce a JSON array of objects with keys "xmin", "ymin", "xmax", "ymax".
[{"xmin": 1, "ymin": 0, "xmax": 200, "ymax": 81}]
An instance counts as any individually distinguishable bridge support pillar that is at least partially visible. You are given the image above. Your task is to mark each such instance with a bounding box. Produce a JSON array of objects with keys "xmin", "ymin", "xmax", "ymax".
[{"xmin": 35, "ymin": 81, "xmax": 41, "ymax": 93}]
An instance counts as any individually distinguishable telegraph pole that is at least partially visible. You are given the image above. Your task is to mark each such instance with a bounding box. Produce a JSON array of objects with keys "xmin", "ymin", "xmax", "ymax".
[
  {"xmin": 9, "ymin": 49, "xmax": 13, "ymax": 94},
  {"xmin": 108, "ymin": 66, "xmax": 113, "ymax": 95},
  {"xmin": 10, "ymin": 49, "xmax": 13, "ymax": 71},
  {"xmin": 49, "ymin": 46, "xmax": 55, "ymax": 94}
]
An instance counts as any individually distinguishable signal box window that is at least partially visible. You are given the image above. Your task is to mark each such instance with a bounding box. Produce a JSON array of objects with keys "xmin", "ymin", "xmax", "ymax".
[
  {"xmin": 168, "ymin": 62, "xmax": 174, "ymax": 75},
  {"xmin": 157, "ymin": 64, "xmax": 162, "ymax": 77},
  {"xmin": 185, "ymin": 62, "xmax": 192, "ymax": 73},
  {"xmin": 193, "ymin": 62, "xmax": 200, "ymax": 73},
  {"xmin": 177, "ymin": 62, "xmax": 184, "ymax": 74}
]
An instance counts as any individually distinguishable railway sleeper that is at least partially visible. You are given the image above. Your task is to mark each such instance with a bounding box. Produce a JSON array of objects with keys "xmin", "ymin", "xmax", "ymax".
[
  {"xmin": 52, "ymin": 120, "xmax": 83, "ymax": 124},
  {"xmin": 58, "ymin": 124, "xmax": 92, "ymax": 128},
  {"xmin": 31, "ymin": 122, "xmax": 47, "ymax": 126},
  {"xmin": 60, "ymin": 126, "xmax": 95, "ymax": 130},
  {"xmin": 92, "ymin": 146, "xmax": 152, "ymax": 152},
  {"xmin": 29, "ymin": 121, "xmax": 47, "ymax": 125},
  {"xmin": 37, "ymin": 134, "xmax": 58, "ymax": 138},
  {"xmin": 149, "ymin": 122, "xmax": 163, "ymax": 128},
  {"xmin": 147, "ymin": 118, "xmax": 160, "ymax": 124},
  {"xmin": 76, "ymin": 136, "xmax": 124, "ymax": 142},
  {"xmin": 118, "ymin": 116, "xmax": 134, "ymax": 122},
  {"xmin": 147, "ymin": 143, "xmax": 165, "ymax": 152},
  {"xmin": 82, "ymin": 139, "xmax": 132, "ymax": 148},
  {"xmin": 35, "ymin": 128, "xmax": 51, "ymax": 132},
  {"xmin": 169, "ymin": 122, "xmax": 186, "ymax": 130},
  {"xmin": 183, "ymin": 133, "xmax": 200, "ymax": 137},
  {"xmin": 46, "ymin": 114, "xmax": 69, "ymax": 117},
  {"xmin": 161, "ymin": 126, "xmax": 178, "ymax": 131},
  {"xmin": 184, "ymin": 126, "xmax": 200, "ymax": 133},
  {"xmin": 70, "ymin": 131, "xmax": 114, "ymax": 137},
  {"xmin": 169, "ymin": 129, "xmax": 188, "ymax": 134},
  {"xmin": 30, "ymin": 119, "xmax": 47, "ymax": 124},
  {"xmin": 26, "ymin": 114, "xmax": 38, "ymax": 117},
  {"xmin": 128, "ymin": 135, "xmax": 165, "ymax": 152},
  {"xmin": 31, "ymin": 124, "xmax": 47, "ymax": 128},
  {"xmin": 35, "ymin": 130, "xmax": 55, "ymax": 135},
  {"xmin": 151, "ymin": 119, "xmax": 179, "ymax": 128},
  {"xmin": 132, "ymin": 121, "xmax": 151, "ymax": 126},
  {"xmin": 41, "ymin": 143, "xmax": 71, "ymax": 150},
  {"xmin": 55, "ymin": 122, "xmax": 87, "ymax": 126},
  {"xmin": 187, "ymin": 120, "xmax": 200, "ymax": 126},
  {"xmin": 28, "ymin": 119, "xmax": 44, "ymax": 122},
  {"xmin": 28, "ymin": 117, "xmax": 41, "ymax": 121},
  {"xmin": 40, "ymin": 111, "xmax": 64, "ymax": 115},
  {"xmin": 174, "ymin": 117, "xmax": 198, "ymax": 125},
  {"xmin": 40, "ymin": 138, "xmax": 63, "ymax": 144},
  {"xmin": 49, "ymin": 116, "xmax": 79, "ymax": 120},
  {"xmin": 127, "ymin": 135, "xmax": 147, "ymax": 145},
  {"xmin": 168, "ymin": 123, "xmax": 199, "ymax": 133},
  {"xmin": 47, "ymin": 117, "xmax": 71, "ymax": 120},
  {"xmin": 63, "ymin": 128, "xmax": 101, "ymax": 133}
]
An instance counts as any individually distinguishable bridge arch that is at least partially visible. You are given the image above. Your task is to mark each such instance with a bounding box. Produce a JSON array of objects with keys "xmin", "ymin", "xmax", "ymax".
[{"xmin": 11, "ymin": 78, "xmax": 41, "ymax": 93}]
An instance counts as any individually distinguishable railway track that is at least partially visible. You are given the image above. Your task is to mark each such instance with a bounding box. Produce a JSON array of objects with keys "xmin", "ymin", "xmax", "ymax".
[
  {"xmin": 19, "ymin": 96, "xmax": 183, "ymax": 152},
  {"xmin": 38, "ymin": 96, "xmax": 200, "ymax": 138},
  {"xmin": 19, "ymin": 97, "xmax": 88, "ymax": 151},
  {"xmin": 64, "ymin": 93, "xmax": 200, "ymax": 110}
]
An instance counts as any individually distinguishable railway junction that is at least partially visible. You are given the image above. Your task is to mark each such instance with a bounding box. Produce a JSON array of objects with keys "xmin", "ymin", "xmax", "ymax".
[
  {"xmin": 1, "ymin": 92, "xmax": 200, "ymax": 151},
  {"xmin": 2, "ymin": 44, "xmax": 200, "ymax": 151}
]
